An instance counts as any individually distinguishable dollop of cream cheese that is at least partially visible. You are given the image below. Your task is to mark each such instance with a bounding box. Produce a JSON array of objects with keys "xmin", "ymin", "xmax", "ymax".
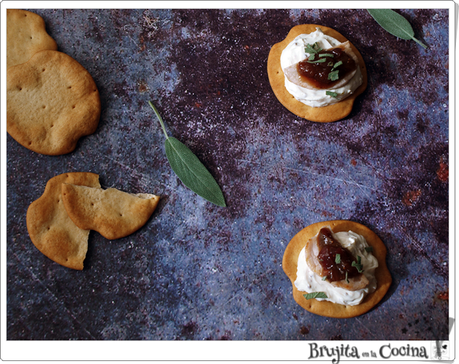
[
  {"xmin": 280, "ymin": 28, "xmax": 363, "ymax": 107},
  {"xmin": 294, "ymin": 230, "xmax": 378, "ymax": 306}
]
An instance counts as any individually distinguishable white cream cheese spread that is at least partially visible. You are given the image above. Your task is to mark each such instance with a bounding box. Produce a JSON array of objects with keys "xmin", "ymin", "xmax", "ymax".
[
  {"xmin": 294, "ymin": 230, "xmax": 378, "ymax": 306},
  {"xmin": 280, "ymin": 28, "xmax": 363, "ymax": 107}
]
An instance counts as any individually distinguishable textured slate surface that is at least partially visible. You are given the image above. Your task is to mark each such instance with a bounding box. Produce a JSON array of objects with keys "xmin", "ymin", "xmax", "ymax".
[{"xmin": 7, "ymin": 8, "xmax": 449, "ymax": 340}]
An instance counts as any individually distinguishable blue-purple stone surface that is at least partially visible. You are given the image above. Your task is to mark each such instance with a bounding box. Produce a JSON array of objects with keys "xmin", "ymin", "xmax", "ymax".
[{"xmin": 7, "ymin": 8, "xmax": 448, "ymax": 340}]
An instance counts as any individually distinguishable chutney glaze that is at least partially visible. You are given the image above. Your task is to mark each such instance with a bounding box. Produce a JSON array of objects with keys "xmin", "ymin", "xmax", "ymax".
[
  {"xmin": 316, "ymin": 227, "xmax": 361, "ymax": 282},
  {"xmin": 297, "ymin": 46, "xmax": 356, "ymax": 89}
]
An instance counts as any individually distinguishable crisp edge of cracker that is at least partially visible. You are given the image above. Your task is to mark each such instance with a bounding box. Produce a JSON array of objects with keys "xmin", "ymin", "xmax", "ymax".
[{"xmin": 282, "ymin": 220, "xmax": 392, "ymax": 318}]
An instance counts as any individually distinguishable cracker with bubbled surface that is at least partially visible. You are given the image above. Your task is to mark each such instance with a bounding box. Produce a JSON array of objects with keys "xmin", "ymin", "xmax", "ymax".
[{"xmin": 7, "ymin": 50, "xmax": 100, "ymax": 155}]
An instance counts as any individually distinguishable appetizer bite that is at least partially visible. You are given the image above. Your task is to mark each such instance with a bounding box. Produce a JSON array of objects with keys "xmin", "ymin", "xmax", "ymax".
[
  {"xmin": 283, "ymin": 220, "xmax": 391, "ymax": 318},
  {"xmin": 268, "ymin": 25, "xmax": 367, "ymax": 122}
]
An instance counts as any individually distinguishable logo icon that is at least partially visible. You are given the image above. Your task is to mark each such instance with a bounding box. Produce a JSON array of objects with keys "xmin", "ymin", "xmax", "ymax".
[{"xmin": 432, "ymin": 341, "xmax": 449, "ymax": 360}]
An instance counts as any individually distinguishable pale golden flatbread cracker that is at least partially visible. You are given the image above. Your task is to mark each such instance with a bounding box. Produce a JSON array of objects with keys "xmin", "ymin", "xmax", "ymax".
[
  {"xmin": 7, "ymin": 9, "xmax": 58, "ymax": 68},
  {"xmin": 26, "ymin": 172, "xmax": 101, "ymax": 270},
  {"xmin": 61, "ymin": 184, "xmax": 160, "ymax": 240},
  {"xmin": 283, "ymin": 220, "xmax": 391, "ymax": 318},
  {"xmin": 267, "ymin": 24, "xmax": 367, "ymax": 122},
  {"xmin": 7, "ymin": 50, "xmax": 101, "ymax": 155}
]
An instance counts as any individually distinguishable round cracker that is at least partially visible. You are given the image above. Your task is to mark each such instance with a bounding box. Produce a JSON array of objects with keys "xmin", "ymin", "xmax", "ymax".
[
  {"xmin": 267, "ymin": 24, "xmax": 367, "ymax": 122},
  {"xmin": 7, "ymin": 9, "xmax": 58, "ymax": 68},
  {"xmin": 7, "ymin": 50, "xmax": 101, "ymax": 155},
  {"xmin": 61, "ymin": 184, "xmax": 160, "ymax": 240},
  {"xmin": 282, "ymin": 220, "xmax": 391, "ymax": 318},
  {"xmin": 26, "ymin": 172, "xmax": 101, "ymax": 270}
]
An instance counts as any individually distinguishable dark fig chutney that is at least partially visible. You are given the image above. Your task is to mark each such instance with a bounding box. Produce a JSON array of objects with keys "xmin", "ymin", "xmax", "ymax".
[
  {"xmin": 316, "ymin": 227, "xmax": 361, "ymax": 282},
  {"xmin": 297, "ymin": 46, "xmax": 356, "ymax": 89}
]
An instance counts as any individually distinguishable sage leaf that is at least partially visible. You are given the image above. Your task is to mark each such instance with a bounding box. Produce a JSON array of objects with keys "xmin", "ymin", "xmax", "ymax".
[
  {"xmin": 165, "ymin": 137, "xmax": 226, "ymax": 207},
  {"xmin": 367, "ymin": 9, "xmax": 427, "ymax": 49},
  {"xmin": 148, "ymin": 101, "xmax": 226, "ymax": 207}
]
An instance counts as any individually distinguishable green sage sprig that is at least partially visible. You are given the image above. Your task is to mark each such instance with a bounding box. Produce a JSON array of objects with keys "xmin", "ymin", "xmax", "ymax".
[
  {"xmin": 148, "ymin": 101, "xmax": 226, "ymax": 207},
  {"xmin": 367, "ymin": 9, "xmax": 428, "ymax": 49}
]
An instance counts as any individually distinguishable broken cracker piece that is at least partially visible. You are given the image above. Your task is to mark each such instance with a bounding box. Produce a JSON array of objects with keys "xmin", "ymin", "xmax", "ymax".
[
  {"xmin": 61, "ymin": 184, "xmax": 160, "ymax": 240},
  {"xmin": 26, "ymin": 172, "xmax": 101, "ymax": 270}
]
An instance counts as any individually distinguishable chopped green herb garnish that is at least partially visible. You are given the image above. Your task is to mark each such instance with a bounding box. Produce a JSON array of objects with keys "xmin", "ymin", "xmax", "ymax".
[
  {"xmin": 319, "ymin": 53, "xmax": 334, "ymax": 58},
  {"xmin": 308, "ymin": 54, "xmax": 316, "ymax": 61},
  {"xmin": 322, "ymin": 275, "xmax": 327, "ymax": 281},
  {"xmin": 365, "ymin": 246, "xmax": 374, "ymax": 252},
  {"xmin": 307, "ymin": 58, "xmax": 327, "ymax": 64},
  {"xmin": 352, "ymin": 256, "xmax": 364, "ymax": 273},
  {"xmin": 332, "ymin": 60, "xmax": 343, "ymax": 70},
  {"xmin": 327, "ymin": 61, "xmax": 334, "ymax": 67},
  {"xmin": 305, "ymin": 44, "xmax": 316, "ymax": 53},
  {"xmin": 345, "ymin": 271, "xmax": 349, "ymax": 283},
  {"xmin": 335, "ymin": 254, "xmax": 341, "ymax": 264},
  {"xmin": 328, "ymin": 70, "xmax": 339, "ymax": 81},
  {"xmin": 326, "ymin": 91, "xmax": 338, "ymax": 98},
  {"xmin": 305, "ymin": 42, "xmax": 322, "ymax": 54},
  {"xmin": 304, "ymin": 292, "xmax": 328, "ymax": 300},
  {"xmin": 333, "ymin": 61, "xmax": 343, "ymax": 69}
]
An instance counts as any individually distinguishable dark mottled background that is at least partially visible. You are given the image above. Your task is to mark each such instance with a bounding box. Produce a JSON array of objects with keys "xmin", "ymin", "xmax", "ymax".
[{"xmin": 6, "ymin": 8, "xmax": 449, "ymax": 341}]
